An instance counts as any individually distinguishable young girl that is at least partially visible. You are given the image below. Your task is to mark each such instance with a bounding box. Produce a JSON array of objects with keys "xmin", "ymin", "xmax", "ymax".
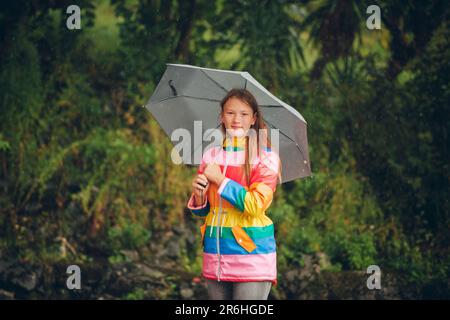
[{"xmin": 186, "ymin": 88, "xmax": 281, "ymax": 300}]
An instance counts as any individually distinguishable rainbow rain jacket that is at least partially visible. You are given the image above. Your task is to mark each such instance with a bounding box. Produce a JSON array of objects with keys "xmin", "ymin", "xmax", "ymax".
[{"xmin": 187, "ymin": 136, "xmax": 280, "ymax": 284}]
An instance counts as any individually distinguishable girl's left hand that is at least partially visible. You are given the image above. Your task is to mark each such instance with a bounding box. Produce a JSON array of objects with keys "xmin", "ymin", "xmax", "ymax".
[{"xmin": 204, "ymin": 163, "xmax": 225, "ymax": 186}]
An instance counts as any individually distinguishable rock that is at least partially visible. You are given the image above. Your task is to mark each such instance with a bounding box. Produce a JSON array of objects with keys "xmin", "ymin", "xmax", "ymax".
[
  {"xmin": 173, "ymin": 225, "xmax": 185, "ymax": 236},
  {"xmin": 166, "ymin": 241, "xmax": 180, "ymax": 259},
  {"xmin": 285, "ymin": 270, "xmax": 297, "ymax": 283},
  {"xmin": 12, "ymin": 271, "xmax": 38, "ymax": 291},
  {"xmin": 97, "ymin": 294, "xmax": 117, "ymax": 300},
  {"xmin": 316, "ymin": 252, "xmax": 331, "ymax": 271},
  {"xmin": 0, "ymin": 260, "xmax": 14, "ymax": 274},
  {"xmin": 299, "ymin": 255, "xmax": 314, "ymax": 278},
  {"xmin": 0, "ymin": 289, "xmax": 14, "ymax": 300},
  {"xmin": 180, "ymin": 287, "xmax": 194, "ymax": 299},
  {"xmin": 120, "ymin": 250, "xmax": 139, "ymax": 262},
  {"xmin": 185, "ymin": 234, "xmax": 197, "ymax": 247},
  {"xmin": 136, "ymin": 264, "xmax": 164, "ymax": 279}
]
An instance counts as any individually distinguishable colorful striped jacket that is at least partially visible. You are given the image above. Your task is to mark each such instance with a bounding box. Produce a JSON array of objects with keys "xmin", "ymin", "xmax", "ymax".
[{"xmin": 187, "ymin": 136, "xmax": 280, "ymax": 284}]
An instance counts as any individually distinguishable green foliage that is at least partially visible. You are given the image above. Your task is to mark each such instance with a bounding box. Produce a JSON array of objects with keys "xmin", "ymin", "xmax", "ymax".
[
  {"xmin": 107, "ymin": 218, "xmax": 152, "ymax": 253},
  {"xmin": 272, "ymin": 146, "xmax": 381, "ymax": 271},
  {"xmin": 0, "ymin": 133, "xmax": 10, "ymax": 151},
  {"xmin": 324, "ymin": 226, "xmax": 377, "ymax": 270},
  {"xmin": 0, "ymin": 0, "xmax": 448, "ymax": 299},
  {"xmin": 123, "ymin": 288, "xmax": 146, "ymax": 300}
]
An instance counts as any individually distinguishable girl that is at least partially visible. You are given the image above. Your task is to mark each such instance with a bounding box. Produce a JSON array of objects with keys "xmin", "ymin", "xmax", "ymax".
[{"xmin": 187, "ymin": 88, "xmax": 281, "ymax": 300}]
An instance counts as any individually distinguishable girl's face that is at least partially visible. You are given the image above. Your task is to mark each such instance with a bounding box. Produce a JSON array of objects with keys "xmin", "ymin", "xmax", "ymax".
[{"xmin": 221, "ymin": 97, "xmax": 256, "ymax": 137}]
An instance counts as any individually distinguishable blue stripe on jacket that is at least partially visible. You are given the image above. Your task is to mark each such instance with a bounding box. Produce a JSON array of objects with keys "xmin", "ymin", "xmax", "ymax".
[{"xmin": 203, "ymin": 235, "xmax": 276, "ymax": 255}]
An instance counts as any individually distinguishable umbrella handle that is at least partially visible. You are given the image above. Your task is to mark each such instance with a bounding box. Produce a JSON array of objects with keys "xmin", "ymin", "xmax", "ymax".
[{"xmin": 199, "ymin": 181, "xmax": 207, "ymax": 206}]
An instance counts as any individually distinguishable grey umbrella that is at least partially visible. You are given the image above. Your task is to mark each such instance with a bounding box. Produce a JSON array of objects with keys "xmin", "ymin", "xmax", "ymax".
[{"xmin": 145, "ymin": 63, "xmax": 311, "ymax": 183}]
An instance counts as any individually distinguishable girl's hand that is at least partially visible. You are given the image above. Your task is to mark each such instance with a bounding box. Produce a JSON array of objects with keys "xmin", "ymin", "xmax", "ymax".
[
  {"xmin": 204, "ymin": 163, "xmax": 225, "ymax": 186},
  {"xmin": 192, "ymin": 174, "xmax": 209, "ymax": 206}
]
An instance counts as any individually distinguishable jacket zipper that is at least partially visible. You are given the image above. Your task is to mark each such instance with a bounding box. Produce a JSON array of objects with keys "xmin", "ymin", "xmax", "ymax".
[
  {"xmin": 216, "ymin": 200, "xmax": 222, "ymax": 281},
  {"xmin": 216, "ymin": 160, "xmax": 228, "ymax": 281}
]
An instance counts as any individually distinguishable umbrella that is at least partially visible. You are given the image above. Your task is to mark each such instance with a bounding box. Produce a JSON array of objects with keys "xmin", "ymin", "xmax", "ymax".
[{"xmin": 145, "ymin": 63, "xmax": 311, "ymax": 183}]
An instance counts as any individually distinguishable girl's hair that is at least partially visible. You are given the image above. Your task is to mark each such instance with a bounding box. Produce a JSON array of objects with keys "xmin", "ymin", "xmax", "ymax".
[{"xmin": 220, "ymin": 88, "xmax": 281, "ymax": 185}]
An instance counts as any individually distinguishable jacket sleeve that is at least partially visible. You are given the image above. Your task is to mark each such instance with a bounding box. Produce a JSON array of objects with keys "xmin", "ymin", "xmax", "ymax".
[
  {"xmin": 187, "ymin": 192, "xmax": 210, "ymax": 217},
  {"xmin": 186, "ymin": 149, "xmax": 213, "ymax": 217},
  {"xmin": 217, "ymin": 151, "xmax": 280, "ymax": 217}
]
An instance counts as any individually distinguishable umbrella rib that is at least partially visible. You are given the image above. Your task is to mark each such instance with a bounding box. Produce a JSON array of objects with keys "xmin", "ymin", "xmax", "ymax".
[
  {"xmin": 152, "ymin": 95, "xmax": 222, "ymax": 104},
  {"xmin": 200, "ymin": 69, "xmax": 228, "ymax": 94},
  {"xmin": 259, "ymin": 105, "xmax": 307, "ymax": 124},
  {"xmin": 264, "ymin": 118, "xmax": 306, "ymax": 159}
]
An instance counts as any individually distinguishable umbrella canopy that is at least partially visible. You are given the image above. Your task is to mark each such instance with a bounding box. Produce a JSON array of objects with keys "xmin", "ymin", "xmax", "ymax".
[{"xmin": 145, "ymin": 63, "xmax": 311, "ymax": 183}]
